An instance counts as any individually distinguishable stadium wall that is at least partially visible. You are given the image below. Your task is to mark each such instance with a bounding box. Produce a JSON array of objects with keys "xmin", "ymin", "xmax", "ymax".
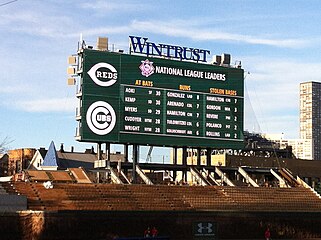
[{"xmin": 1, "ymin": 211, "xmax": 321, "ymax": 239}]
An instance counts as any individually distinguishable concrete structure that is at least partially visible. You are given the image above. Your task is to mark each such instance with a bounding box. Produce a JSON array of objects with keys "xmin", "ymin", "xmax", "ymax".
[
  {"xmin": 300, "ymin": 81, "xmax": 321, "ymax": 160},
  {"xmin": 264, "ymin": 133, "xmax": 313, "ymax": 160}
]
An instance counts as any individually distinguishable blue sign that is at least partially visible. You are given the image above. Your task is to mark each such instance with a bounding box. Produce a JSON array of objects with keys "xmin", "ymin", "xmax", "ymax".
[{"xmin": 129, "ymin": 36, "xmax": 211, "ymax": 63}]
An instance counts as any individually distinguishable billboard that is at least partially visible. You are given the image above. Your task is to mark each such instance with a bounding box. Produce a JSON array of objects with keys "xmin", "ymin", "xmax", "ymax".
[{"xmin": 76, "ymin": 47, "xmax": 244, "ymax": 149}]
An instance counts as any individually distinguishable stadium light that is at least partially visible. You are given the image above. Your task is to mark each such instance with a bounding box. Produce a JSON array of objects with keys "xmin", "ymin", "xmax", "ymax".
[
  {"xmin": 97, "ymin": 37, "xmax": 108, "ymax": 51},
  {"xmin": 68, "ymin": 56, "xmax": 77, "ymax": 65},
  {"xmin": 67, "ymin": 66, "xmax": 76, "ymax": 75},
  {"xmin": 67, "ymin": 78, "xmax": 76, "ymax": 86},
  {"xmin": 67, "ymin": 55, "xmax": 78, "ymax": 86}
]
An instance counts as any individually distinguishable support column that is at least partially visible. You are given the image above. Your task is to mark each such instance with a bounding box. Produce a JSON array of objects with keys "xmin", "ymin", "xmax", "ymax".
[
  {"xmin": 105, "ymin": 143, "xmax": 111, "ymax": 168},
  {"xmin": 124, "ymin": 144, "xmax": 129, "ymax": 163},
  {"xmin": 105, "ymin": 143, "xmax": 111, "ymax": 183},
  {"xmin": 97, "ymin": 143, "xmax": 102, "ymax": 183},
  {"xmin": 96, "ymin": 171, "xmax": 100, "ymax": 183},
  {"xmin": 97, "ymin": 143, "xmax": 102, "ymax": 160},
  {"xmin": 132, "ymin": 144, "xmax": 139, "ymax": 184},
  {"xmin": 206, "ymin": 148, "xmax": 212, "ymax": 167},
  {"xmin": 173, "ymin": 147, "xmax": 177, "ymax": 182},
  {"xmin": 123, "ymin": 144, "xmax": 129, "ymax": 176},
  {"xmin": 182, "ymin": 147, "xmax": 187, "ymax": 182},
  {"xmin": 197, "ymin": 148, "xmax": 201, "ymax": 167}
]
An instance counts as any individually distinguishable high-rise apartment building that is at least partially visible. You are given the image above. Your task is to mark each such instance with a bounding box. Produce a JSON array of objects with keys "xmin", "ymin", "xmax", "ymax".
[{"xmin": 300, "ymin": 81, "xmax": 321, "ymax": 160}]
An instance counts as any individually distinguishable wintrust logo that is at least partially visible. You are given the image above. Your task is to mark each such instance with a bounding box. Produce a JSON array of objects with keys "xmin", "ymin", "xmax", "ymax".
[
  {"xmin": 87, "ymin": 62, "xmax": 118, "ymax": 87},
  {"xmin": 86, "ymin": 101, "xmax": 116, "ymax": 135}
]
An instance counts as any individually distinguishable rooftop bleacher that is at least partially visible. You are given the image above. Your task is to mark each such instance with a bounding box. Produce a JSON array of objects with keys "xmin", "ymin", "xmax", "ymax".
[
  {"xmin": 23, "ymin": 168, "xmax": 90, "ymax": 183},
  {"xmin": 9, "ymin": 182, "xmax": 321, "ymax": 213}
]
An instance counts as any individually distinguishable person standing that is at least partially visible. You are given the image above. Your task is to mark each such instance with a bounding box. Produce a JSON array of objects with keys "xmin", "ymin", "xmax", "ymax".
[
  {"xmin": 144, "ymin": 227, "xmax": 151, "ymax": 238},
  {"xmin": 151, "ymin": 226, "xmax": 158, "ymax": 237},
  {"xmin": 265, "ymin": 227, "xmax": 271, "ymax": 240}
]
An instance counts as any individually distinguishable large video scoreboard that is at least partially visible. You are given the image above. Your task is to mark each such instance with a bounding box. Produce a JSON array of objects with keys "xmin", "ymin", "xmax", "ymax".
[{"xmin": 77, "ymin": 48, "xmax": 244, "ymax": 149}]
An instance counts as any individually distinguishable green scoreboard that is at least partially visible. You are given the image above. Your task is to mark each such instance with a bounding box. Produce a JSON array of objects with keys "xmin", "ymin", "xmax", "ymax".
[{"xmin": 76, "ymin": 49, "xmax": 244, "ymax": 149}]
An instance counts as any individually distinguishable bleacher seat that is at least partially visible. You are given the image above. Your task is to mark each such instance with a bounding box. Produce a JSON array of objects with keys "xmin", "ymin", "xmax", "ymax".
[{"xmin": 7, "ymin": 182, "xmax": 321, "ymax": 212}]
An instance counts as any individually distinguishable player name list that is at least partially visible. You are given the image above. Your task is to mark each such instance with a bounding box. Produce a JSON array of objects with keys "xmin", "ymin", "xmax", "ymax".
[{"xmin": 121, "ymin": 84, "xmax": 242, "ymax": 140}]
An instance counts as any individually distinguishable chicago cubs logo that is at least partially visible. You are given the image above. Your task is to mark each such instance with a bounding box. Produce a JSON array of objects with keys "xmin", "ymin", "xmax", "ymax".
[
  {"xmin": 86, "ymin": 101, "xmax": 116, "ymax": 135},
  {"xmin": 87, "ymin": 62, "xmax": 118, "ymax": 87},
  {"xmin": 139, "ymin": 59, "xmax": 155, "ymax": 77}
]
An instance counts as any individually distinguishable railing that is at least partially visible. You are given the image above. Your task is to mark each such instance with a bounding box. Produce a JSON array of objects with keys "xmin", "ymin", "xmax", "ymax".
[
  {"xmin": 238, "ymin": 167, "xmax": 259, "ymax": 187},
  {"xmin": 189, "ymin": 167, "xmax": 210, "ymax": 186},
  {"xmin": 135, "ymin": 165, "xmax": 153, "ymax": 185},
  {"xmin": 116, "ymin": 237, "xmax": 170, "ymax": 240},
  {"xmin": 296, "ymin": 176, "xmax": 321, "ymax": 199},
  {"xmin": 75, "ymin": 107, "xmax": 81, "ymax": 120},
  {"xmin": 75, "ymin": 84, "xmax": 82, "ymax": 97},
  {"xmin": 270, "ymin": 169, "xmax": 289, "ymax": 188},
  {"xmin": 202, "ymin": 168, "xmax": 220, "ymax": 186},
  {"xmin": 108, "ymin": 166, "xmax": 124, "ymax": 184},
  {"xmin": 215, "ymin": 167, "xmax": 235, "ymax": 186}
]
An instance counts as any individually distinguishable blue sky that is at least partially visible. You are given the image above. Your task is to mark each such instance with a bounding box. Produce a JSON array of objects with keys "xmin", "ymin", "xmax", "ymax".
[{"xmin": 1, "ymin": 0, "xmax": 321, "ymax": 160}]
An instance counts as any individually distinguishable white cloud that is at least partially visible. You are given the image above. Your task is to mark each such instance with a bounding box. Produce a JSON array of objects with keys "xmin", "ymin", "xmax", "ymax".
[
  {"xmin": 129, "ymin": 20, "xmax": 309, "ymax": 48},
  {"xmin": 69, "ymin": 19, "xmax": 309, "ymax": 49},
  {"xmin": 11, "ymin": 97, "xmax": 77, "ymax": 113},
  {"xmin": 243, "ymin": 56, "xmax": 321, "ymax": 138},
  {"xmin": 0, "ymin": 10, "xmax": 76, "ymax": 38},
  {"xmin": 0, "ymin": 6, "xmax": 310, "ymax": 49},
  {"xmin": 0, "ymin": 84, "xmax": 32, "ymax": 94},
  {"xmin": 80, "ymin": 26, "xmax": 131, "ymax": 37},
  {"xmin": 80, "ymin": 1, "xmax": 149, "ymax": 12},
  {"xmin": 194, "ymin": 32, "xmax": 307, "ymax": 48}
]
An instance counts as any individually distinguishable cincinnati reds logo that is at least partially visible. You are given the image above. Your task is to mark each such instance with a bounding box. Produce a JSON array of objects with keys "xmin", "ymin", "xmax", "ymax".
[
  {"xmin": 139, "ymin": 59, "xmax": 155, "ymax": 77},
  {"xmin": 86, "ymin": 101, "xmax": 116, "ymax": 135},
  {"xmin": 87, "ymin": 62, "xmax": 118, "ymax": 87}
]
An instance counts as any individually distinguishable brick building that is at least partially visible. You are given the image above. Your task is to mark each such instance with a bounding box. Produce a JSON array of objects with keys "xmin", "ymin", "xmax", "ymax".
[{"xmin": 7, "ymin": 149, "xmax": 36, "ymax": 175}]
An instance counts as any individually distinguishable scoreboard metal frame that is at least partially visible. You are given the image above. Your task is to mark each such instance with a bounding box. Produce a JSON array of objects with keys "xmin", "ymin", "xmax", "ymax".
[{"xmin": 76, "ymin": 49, "xmax": 244, "ymax": 149}]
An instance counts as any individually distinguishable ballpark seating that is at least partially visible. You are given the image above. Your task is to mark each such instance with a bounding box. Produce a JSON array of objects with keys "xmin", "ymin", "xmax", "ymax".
[
  {"xmin": 49, "ymin": 171, "xmax": 74, "ymax": 182},
  {"xmin": 69, "ymin": 168, "xmax": 92, "ymax": 183},
  {"xmin": 9, "ymin": 182, "xmax": 321, "ymax": 212},
  {"xmin": 26, "ymin": 170, "xmax": 51, "ymax": 182},
  {"xmin": 23, "ymin": 168, "xmax": 91, "ymax": 183}
]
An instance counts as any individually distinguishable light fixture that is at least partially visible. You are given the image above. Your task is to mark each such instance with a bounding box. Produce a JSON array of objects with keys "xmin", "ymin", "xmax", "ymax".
[
  {"xmin": 67, "ymin": 66, "xmax": 76, "ymax": 75},
  {"xmin": 67, "ymin": 78, "xmax": 76, "ymax": 85},
  {"xmin": 97, "ymin": 37, "xmax": 108, "ymax": 51},
  {"xmin": 68, "ymin": 56, "xmax": 77, "ymax": 65}
]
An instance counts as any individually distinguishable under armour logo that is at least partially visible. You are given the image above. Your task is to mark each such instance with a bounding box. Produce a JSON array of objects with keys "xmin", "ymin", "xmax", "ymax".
[{"xmin": 198, "ymin": 222, "xmax": 213, "ymax": 234}]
